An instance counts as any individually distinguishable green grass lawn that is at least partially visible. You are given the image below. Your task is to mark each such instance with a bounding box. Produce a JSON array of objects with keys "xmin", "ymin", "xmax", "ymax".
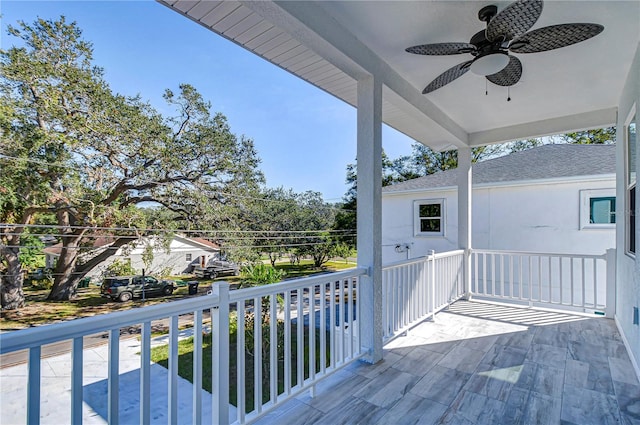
[{"xmin": 151, "ymin": 318, "xmax": 329, "ymax": 413}]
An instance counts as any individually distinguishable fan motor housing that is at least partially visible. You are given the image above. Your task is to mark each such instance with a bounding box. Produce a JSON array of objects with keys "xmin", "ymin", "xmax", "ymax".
[{"xmin": 478, "ymin": 5, "xmax": 498, "ymax": 22}]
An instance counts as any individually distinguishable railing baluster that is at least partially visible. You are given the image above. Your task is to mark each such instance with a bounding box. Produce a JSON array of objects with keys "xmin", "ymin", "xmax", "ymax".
[
  {"xmin": 193, "ymin": 310, "xmax": 203, "ymax": 425},
  {"xmin": 529, "ymin": 256, "xmax": 533, "ymax": 306},
  {"xmin": 430, "ymin": 253, "xmax": 436, "ymax": 319},
  {"xmin": 491, "ymin": 253, "xmax": 496, "ymax": 296},
  {"xmin": 237, "ymin": 300, "xmax": 246, "ymax": 423},
  {"xmin": 308, "ymin": 286, "xmax": 316, "ymax": 387},
  {"xmin": 140, "ymin": 322, "xmax": 151, "ymax": 425},
  {"xmin": 581, "ymin": 258, "xmax": 586, "ymax": 308},
  {"xmin": 329, "ymin": 282, "xmax": 336, "ymax": 369},
  {"xmin": 283, "ymin": 293, "xmax": 291, "ymax": 396},
  {"xmin": 339, "ymin": 280, "xmax": 345, "ymax": 363},
  {"xmin": 570, "ymin": 258, "xmax": 575, "ymax": 306},
  {"xmin": 392, "ymin": 269, "xmax": 397, "ymax": 332},
  {"xmin": 401, "ymin": 267, "xmax": 406, "ymax": 328},
  {"xmin": 347, "ymin": 279, "xmax": 354, "ymax": 358},
  {"xmin": 471, "ymin": 252, "xmax": 480, "ymax": 293},
  {"xmin": 538, "ymin": 256, "xmax": 542, "ymax": 302},
  {"xmin": 509, "ymin": 255, "xmax": 514, "ymax": 299},
  {"xmin": 320, "ymin": 282, "xmax": 326, "ymax": 374},
  {"xmin": 483, "ymin": 253, "xmax": 487, "ymax": 296},
  {"xmin": 548, "ymin": 256, "xmax": 552, "ymax": 303},
  {"xmin": 593, "ymin": 258, "xmax": 598, "ymax": 308},
  {"xmin": 108, "ymin": 328, "xmax": 119, "ymax": 425},
  {"xmin": 559, "ymin": 258, "xmax": 564, "ymax": 305},
  {"xmin": 297, "ymin": 288, "xmax": 304, "ymax": 385},
  {"xmin": 254, "ymin": 296, "xmax": 263, "ymax": 414},
  {"xmin": 270, "ymin": 294, "xmax": 278, "ymax": 405},
  {"xmin": 382, "ymin": 270, "xmax": 388, "ymax": 338},
  {"xmin": 27, "ymin": 346, "xmax": 41, "ymax": 425},
  {"xmin": 168, "ymin": 315, "xmax": 178, "ymax": 425},
  {"xmin": 355, "ymin": 277, "xmax": 361, "ymax": 355},
  {"xmin": 71, "ymin": 337, "xmax": 83, "ymax": 425}
]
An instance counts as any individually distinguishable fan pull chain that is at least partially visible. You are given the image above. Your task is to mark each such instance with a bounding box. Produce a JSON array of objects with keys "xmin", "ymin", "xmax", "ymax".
[
  {"xmin": 485, "ymin": 79, "xmax": 488, "ymax": 96},
  {"xmin": 507, "ymin": 86, "xmax": 511, "ymax": 102}
]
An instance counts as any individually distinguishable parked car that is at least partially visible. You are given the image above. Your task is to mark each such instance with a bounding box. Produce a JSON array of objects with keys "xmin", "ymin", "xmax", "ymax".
[
  {"xmin": 100, "ymin": 275, "xmax": 176, "ymax": 302},
  {"xmin": 193, "ymin": 258, "xmax": 240, "ymax": 279}
]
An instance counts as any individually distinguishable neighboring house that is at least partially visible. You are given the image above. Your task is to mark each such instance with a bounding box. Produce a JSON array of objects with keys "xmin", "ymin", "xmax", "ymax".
[
  {"xmin": 44, "ymin": 235, "xmax": 221, "ymax": 279},
  {"xmin": 382, "ymin": 144, "xmax": 616, "ymax": 263},
  {"xmin": 44, "ymin": 236, "xmax": 115, "ymax": 269}
]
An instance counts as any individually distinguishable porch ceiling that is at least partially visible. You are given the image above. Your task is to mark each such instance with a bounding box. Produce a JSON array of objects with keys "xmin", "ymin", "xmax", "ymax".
[{"xmin": 160, "ymin": 0, "xmax": 640, "ymax": 150}]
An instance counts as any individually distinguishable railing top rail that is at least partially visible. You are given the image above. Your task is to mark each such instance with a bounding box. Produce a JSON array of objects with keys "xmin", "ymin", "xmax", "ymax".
[
  {"xmin": 382, "ymin": 249, "xmax": 465, "ymax": 271},
  {"xmin": 228, "ymin": 267, "xmax": 367, "ymax": 302},
  {"xmin": 0, "ymin": 293, "xmax": 221, "ymax": 354},
  {"xmin": 383, "ymin": 256, "xmax": 429, "ymax": 270},
  {"xmin": 433, "ymin": 249, "xmax": 465, "ymax": 260},
  {"xmin": 471, "ymin": 248, "xmax": 606, "ymax": 260}
]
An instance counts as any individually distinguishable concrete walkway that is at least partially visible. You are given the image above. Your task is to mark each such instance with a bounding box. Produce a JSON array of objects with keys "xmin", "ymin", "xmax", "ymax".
[{"xmin": 0, "ymin": 330, "xmax": 235, "ymax": 425}]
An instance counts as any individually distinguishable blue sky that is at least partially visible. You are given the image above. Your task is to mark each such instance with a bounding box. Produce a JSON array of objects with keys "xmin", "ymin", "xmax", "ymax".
[{"xmin": 1, "ymin": 0, "xmax": 416, "ymax": 201}]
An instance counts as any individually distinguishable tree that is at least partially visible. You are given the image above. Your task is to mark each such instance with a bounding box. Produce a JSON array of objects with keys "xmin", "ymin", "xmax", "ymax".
[
  {"xmin": 504, "ymin": 138, "xmax": 543, "ymax": 153},
  {"xmin": 334, "ymin": 242, "xmax": 355, "ymax": 263},
  {"xmin": 391, "ymin": 143, "xmax": 505, "ymax": 180},
  {"xmin": 333, "ymin": 151, "xmax": 395, "ymax": 249},
  {"xmin": 0, "ymin": 17, "xmax": 263, "ymax": 306},
  {"xmin": 562, "ymin": 127, "xmax": 616, "ymax": 144}
]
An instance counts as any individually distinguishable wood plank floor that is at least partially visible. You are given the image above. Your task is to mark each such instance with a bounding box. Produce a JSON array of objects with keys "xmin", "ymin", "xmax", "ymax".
[{"xmin": 255, "ymin": 300, "xmax": 640, "ymax": 425}]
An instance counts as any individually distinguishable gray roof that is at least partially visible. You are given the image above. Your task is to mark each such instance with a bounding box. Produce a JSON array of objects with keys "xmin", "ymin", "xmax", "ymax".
[{"xmin": 383, "ymin": 144, "xmax": 616, "ymax": 193}]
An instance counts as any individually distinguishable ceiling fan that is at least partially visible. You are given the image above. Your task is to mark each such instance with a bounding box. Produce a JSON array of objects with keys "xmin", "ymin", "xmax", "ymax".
[{"xmin": 406, "ymin": 0, "xmax": 604, "ymax": 95}]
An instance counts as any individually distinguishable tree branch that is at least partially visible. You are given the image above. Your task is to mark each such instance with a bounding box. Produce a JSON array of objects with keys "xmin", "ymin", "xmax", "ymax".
[{"xmin": 76, "ymin": 237, "xmax": 132, "ymax": 274}]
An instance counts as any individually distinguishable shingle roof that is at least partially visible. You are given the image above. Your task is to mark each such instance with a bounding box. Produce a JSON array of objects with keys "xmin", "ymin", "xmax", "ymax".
[
  {"xmin": 189, "ymin": 237, "xmax": 221, "ymax": 250},
  {"xmin": 383, "ymin": 144, "xmax": 616, "ymax": 193}
]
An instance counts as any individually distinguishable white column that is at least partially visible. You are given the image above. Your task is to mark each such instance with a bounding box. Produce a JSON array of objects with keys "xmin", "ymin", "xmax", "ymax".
[
  {"xmin": 458, "ymin": 146, "xmax": 472, "ymax": 298},
  {"xmin": 357, "ymin": 75, "xmax": 383, "ymax": 364}
]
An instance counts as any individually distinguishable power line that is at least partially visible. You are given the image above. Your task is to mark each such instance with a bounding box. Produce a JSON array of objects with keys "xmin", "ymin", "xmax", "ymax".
[
  {"xmin": 0, "ymin": 223, "xmax": 355, "ymax": 234},
  {"xmin": 0, "ymin": 232, "xmax": 357, "ymax": 241},
  {"xmin": 2, "ymin": 239, "xmax": 348, "ymax": 252}
]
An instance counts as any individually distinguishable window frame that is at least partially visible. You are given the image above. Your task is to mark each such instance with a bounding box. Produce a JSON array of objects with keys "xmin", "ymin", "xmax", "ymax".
[
  {"xmin": 626, "ymin": 105, "xmax": 637, "ymax": 256},
  {"xmin": 414, "ymin": 199, "xmax": 445, "ymax": 237},
  {"xmin": 579, "ymin": 189, "xmax": 616, "ymax": 229},
  {"xmin": 186, "ymin": 253, "xmax": 192, "ymax": 262}
]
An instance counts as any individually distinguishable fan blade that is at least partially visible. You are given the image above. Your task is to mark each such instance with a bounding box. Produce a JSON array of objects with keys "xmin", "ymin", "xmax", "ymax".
[
  {"xmin": 486, "ymin": 55, "xmax": 522, "ymax": 86},
  {"xmin": 486, "ymin": 0, "xmax": 543, "ymax": 42},
  {"xmin": 509, "ymin": 23, "xmax": 604, "ymax": 53},
  {"xmin": 423, "ymin": 61, "xmax": 472, "ymax": 94},
  {"xmin": 406, "ymin": 42, "xmax": 475, "ymax": 55}
]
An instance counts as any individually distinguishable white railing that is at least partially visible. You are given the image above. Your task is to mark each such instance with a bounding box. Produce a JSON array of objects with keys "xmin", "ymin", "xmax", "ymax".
[
  {"xmin": 382, "ymin": 250, "xmax": 465, "ymax": 341},
  {"xmin": 471, "ymin": 249, "xmax": 616, "ymax": 316},
  {"xmin": 0, "ymin": 268, "xmax": 367, "ymax": 425},
  {"xmin": 226, "ymin": 269, "xmax": 366, "ymax": 424}
]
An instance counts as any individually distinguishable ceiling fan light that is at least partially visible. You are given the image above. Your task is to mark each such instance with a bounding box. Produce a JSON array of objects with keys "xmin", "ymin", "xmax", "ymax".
[{"xmin": 470, "ymin": 52, "xmax": 509, "ymax": 76}]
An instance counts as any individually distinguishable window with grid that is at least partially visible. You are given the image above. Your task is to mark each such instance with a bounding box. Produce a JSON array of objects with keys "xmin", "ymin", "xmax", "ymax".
[{"xmin": 414, "ymin": 200, "xmax": 444, "ymax": 236}]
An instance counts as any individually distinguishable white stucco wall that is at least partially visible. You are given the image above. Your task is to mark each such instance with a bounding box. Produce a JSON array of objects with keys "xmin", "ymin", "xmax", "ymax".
[
  {"xmin": 615, "ymin": 41, "xmax": 640, "ymax": 378},
  {"xmin": 382, "ymin": 176, "xmax": 616, "ymax": 263}
]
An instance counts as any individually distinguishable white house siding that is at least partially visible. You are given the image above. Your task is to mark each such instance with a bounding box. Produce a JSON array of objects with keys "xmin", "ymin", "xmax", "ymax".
[
  {"xmin": 616, "ymin": 42, "xmax": 640, "ymax": 378},
  {"xmin": 84, "ymin": 237, "xmax": 219, "ymax": 279},
  {"xmin": 126, "ymin": 238, "xmax": 217, "ymax": 276},
  {"xmin": 382, "ymin": 177, "xmax": 616, "ymax": 263}
]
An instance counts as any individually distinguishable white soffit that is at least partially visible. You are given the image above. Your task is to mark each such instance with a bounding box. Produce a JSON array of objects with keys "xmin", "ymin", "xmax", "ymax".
[{"xmin": 160, "ymin": 0, "xmax": 640, "ymax": 148}]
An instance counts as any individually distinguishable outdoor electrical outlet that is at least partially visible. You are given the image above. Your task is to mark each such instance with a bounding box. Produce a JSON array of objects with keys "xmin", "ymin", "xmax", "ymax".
[{"xmin": 634, "ymin": 306, "xmax": 639, "ymax": 325}]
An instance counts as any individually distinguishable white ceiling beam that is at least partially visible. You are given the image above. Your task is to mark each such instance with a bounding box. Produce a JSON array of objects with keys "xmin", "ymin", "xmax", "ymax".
[
  {"xmin": 240, "ymin": 0, "xmax": 469, "ymax": 147},
  {"xmin": 468, "ymin": 108, "xmax": 618, "ymax": 146}
]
